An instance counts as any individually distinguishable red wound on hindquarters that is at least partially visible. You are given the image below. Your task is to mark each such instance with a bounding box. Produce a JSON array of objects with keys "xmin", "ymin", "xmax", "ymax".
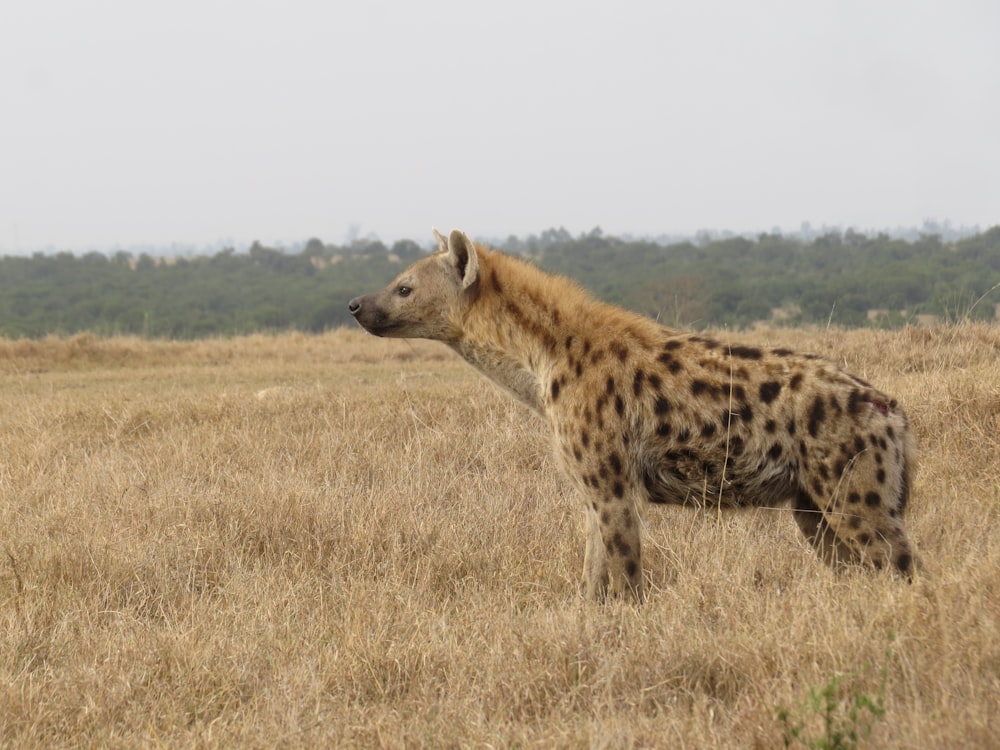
[{"xmin": 868, "ymin": 400, "xmax": 889, "ymax": 416}]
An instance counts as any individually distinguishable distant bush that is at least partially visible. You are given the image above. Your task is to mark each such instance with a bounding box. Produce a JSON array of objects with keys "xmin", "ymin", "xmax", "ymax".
[{"xmin": 1, "ymin": 227, "xmax": 998, "ymax": 338}]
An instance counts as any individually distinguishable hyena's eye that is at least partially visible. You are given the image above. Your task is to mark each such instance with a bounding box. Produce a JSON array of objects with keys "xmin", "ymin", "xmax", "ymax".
[{"xmin": 397, "ymin": 285, "xmax": 412, "ymax": 298}]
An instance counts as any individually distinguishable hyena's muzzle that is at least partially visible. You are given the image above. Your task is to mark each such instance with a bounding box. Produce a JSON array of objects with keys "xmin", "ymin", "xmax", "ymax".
[{"xmin": 347, "ymin": 294, "xmax": 394, "ymax": 336}]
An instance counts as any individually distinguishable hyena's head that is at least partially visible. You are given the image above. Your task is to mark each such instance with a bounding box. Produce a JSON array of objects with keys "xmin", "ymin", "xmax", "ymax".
[{"xmin": 348, "ymin": 228, "xmax": 480, "ymax": 342}]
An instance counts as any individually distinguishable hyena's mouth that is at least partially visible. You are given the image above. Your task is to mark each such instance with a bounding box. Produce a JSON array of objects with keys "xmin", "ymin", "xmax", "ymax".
[{"xmin": 358, "ymin": 319, "xmax": 403, "ymax": 337}]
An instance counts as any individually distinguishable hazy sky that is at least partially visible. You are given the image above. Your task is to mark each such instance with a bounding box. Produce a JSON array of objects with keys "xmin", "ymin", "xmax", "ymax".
[{"xmin": 2, "ymin": 1, "xmax": 998, "ymax": 252}]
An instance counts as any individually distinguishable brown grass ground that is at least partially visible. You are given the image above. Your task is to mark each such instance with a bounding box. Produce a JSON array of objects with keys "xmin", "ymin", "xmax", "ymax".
[{"xmin": 0, "ymin": 325, "xmax": 997, "ymax": 748}]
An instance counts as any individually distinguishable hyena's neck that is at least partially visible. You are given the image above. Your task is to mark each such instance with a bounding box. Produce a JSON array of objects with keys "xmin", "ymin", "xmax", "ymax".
[{"xmin": 450, "ymin": 251, "xmax": 592, "ymax": 413}]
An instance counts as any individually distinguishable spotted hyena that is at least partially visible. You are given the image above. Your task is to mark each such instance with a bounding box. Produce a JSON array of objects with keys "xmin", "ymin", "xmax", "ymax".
[{"xmin": 349, "ymin": 229, "xmax": 917, "ymax": 601}]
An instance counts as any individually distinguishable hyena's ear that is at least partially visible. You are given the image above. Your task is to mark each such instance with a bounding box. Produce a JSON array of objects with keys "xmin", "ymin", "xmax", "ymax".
[
  {"xmin": 445, "ymin": 229, "xmax": 479, "ymax": 290},
  {"xmin": 432, "ymin": 227, "xmax": 449, "ymax": 252}
]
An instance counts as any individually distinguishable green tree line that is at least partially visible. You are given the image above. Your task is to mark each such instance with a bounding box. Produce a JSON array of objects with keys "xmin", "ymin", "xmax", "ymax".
[{"xmin": 1, "ymin": 228, "xmax": 998, "ymax": 339}]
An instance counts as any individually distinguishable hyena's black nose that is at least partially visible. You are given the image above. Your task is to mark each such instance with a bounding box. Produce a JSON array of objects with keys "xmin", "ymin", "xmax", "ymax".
[{"xmin": 348, "ymin": 297, "xmax": 362, "ymax": 316}]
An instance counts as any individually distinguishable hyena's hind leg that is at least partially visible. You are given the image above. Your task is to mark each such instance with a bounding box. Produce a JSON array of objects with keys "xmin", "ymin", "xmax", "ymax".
[
  {"xmin": 793, "ymin": 488, "xmax": 860, "ymax": 568},
  {"xmin": 795, "ymin": 441, "xmax": 916, "ymax": 580}
]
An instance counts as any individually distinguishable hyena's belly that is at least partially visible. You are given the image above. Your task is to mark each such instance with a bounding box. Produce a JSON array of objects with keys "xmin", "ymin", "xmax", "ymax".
[{"xmin": 641, "ymin": 445, "xmax": 798, "ymax": 508}]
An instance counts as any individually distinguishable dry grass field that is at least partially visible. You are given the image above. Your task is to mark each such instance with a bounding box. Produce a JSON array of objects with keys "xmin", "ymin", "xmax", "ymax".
[{"xmin": 1, "ymin": 324, "xmax": 998, "ymax": 748}]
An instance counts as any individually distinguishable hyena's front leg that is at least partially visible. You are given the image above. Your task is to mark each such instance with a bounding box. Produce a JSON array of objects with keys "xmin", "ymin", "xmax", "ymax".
[
  {"xmin": 585, "ymin": 491, "xmax": 644, "ymax": 602},
  {"xmin": 583, "ymin": 504, "xmax": 609, "ymax": 599}
]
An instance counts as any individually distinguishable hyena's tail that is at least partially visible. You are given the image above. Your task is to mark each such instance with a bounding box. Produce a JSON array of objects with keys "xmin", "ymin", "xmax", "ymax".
[{"xmin": 896, "ymin": 411, "xmax": 920, "ymax": 578}]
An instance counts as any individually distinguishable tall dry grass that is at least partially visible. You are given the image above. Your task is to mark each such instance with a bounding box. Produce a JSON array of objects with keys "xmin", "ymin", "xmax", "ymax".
[{"xmin": 0, "ymin": 325, "xmax": 997, "ymax": 748}]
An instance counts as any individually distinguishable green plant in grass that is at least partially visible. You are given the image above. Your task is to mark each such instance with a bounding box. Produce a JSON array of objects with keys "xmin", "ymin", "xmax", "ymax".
[{"xmin": 777, "ymin": 643, "xmax": 891, "ymax": 750}]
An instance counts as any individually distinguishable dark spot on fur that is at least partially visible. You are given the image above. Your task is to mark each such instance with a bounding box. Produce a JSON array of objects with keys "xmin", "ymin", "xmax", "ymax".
[
  {"xmin": 550, "ymin": 380, "xmax": 560, "ymax": 402},
  {"xmin": 808, "ymin": 396, "xmax": 826, "ymax": 438},
  {"xmin": 886, "ymin": 425, "xmax": 895, "ymax": 440},
  {"xmin": 612, "ymin": 533, "xmax": 631, "ymax": 557},
  {"xmin": 829, "ymin": 395, "xmax": 842, "ymax": 414},
  {"xmin": 811, "ymin": 478, "xmax": 824, "ymax": 496},
  {"xmin": 772, "ymin": 348, "xmax": 793, "ymax": 357},
  {"xmin": 834, "ymin": 459, "xmax": 846, "ymax": 476},
  {"xmin": 632, "ymin": 370, "xmax": 645, "ymax": 396},
  {"xmin": 611, "ymin": 341, "xmax": 629, "ymax": 362},
  {"xmin": 858, "ymin": 533, "xmax": 872, "ymax": 545},
  {"xmin": 721, "ymin": 383, "xmax": 747, "ymax": 401},
  {"xmin": 609, "ymin": 452, "xmax": 622, "ymax": 475},
  {"xmin": 565, "ymin": 335, "xmax": 573, "ymax": 350},
  {"xmin": 625, "ymin": 560, "xmax": 638, "ymax": 578},
  {"xmin": 876, "ymin": 468, "xmax": 886, "ymax": 483},
  {"xmin": 605, "ymin": 377, "xmax": 616, "ymax": 395},
  {"xmin": 854, "ymin": 435, "xmax": 866, "ymax": 453},
  {"xmin": 729, "ymin": 345, "xmax": 762, "ymax": 360},
  {"xmin": 701, "ymin": 422, "xmax": 717, "ymax": 438},
  {"xmin": 590, "ymin": 348, "xmax": 605, "ymax": 365},
  {"xmin": 759, "ymin": 381, "xmax": 782, "ymax": 404},
  {"xmin": 764, "ymin": 419, "xmax": 776, "ymax": 433},
  {"xmin": 849, "ymin": 516, "xmax": 862, "ymax": 529},
  {"xmin": 740, "ymin": 403, "xmax": 754, "ymax": 423},
  {"xmin": 848, "ymin": 492, "xmax": 861, "ymax": 504},
  {"xmin": 654, "ymin": 397, "xmax": 670, "ymax": 415},
  {"xmin": 581, "ymin": 430, "xmax": 590, "ymax": 448},
  {"xmin": 615, "ymin": 395, "xmax": 625, "ymax": 417},
  {"xmin": 647, "ymin": 373, "xmax": 662, "ymax": 390},
  {"xmin": 789, "ymin": 373, "xmax": 804, "ymax": 390},
  {"xmin": 656, "ymin": 422, "xmax": 671, "ymax": 437},
  {"xmin": 896, "ymin": 553, "xmax": 912, "ymax": 575},
  {"xmin": 865, "ymin": 491, "xmax": 881, "ymax": 507},
  {"xmin": 676, "ymin": 428, "xmax": 690, "ymax": 443},
  {"xmin": 818, "ymin": 463, "xmax": 829, "ymax": 480},
  {"xmin": 692, "ymin": 380, "xmax": 720, "ymax": 398},
  {"xmin": 847, "ymin": 389, "xmax": 862, "ymax": 415},
  {"xmin": 728, "ymin": 436, "xmax": 745, "ymax": 456},
  {"xmin": 573, "ymin": 447, "xmax": 583, "ymax": 463},
  {"xmin": 664, "ymin": 340, "xmax": 683, "ymax": 350},
  {"xmin": 787, "ymin": 419, "xmax": 796, "ymax": 437},
  {"xmin": 575, "ymin": 361, "xmax": 583, "ymax": 378},
  {"xmin": 767, "ymin": 443, "xmax": 783, "ymax": 460},
  {"xmin": 612, "ymin": 481, "xmax": 624, "ymax": 499}
]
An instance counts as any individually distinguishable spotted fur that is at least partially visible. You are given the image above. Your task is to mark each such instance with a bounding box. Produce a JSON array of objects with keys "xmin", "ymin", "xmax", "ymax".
[{"xmin": 349, "ymin": 229, "xmax": 917, "ymax": 601}]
